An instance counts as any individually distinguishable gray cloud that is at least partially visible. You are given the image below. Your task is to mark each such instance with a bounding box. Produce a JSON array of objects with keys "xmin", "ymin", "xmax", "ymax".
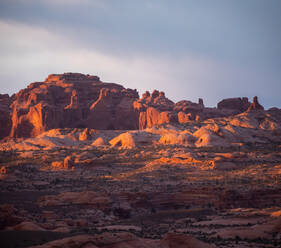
[{"xmin": 0, "ymin": 0, "xmax": 280, "ymax": 108}]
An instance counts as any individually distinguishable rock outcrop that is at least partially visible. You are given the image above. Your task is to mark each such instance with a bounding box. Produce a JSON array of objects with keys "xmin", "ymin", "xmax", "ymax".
[
  {"xmin": 247, "ymin": 96, "xmax": 264, "ymax": 111},
  {"xmin": 109, "ymin": 131, "xmax": 155, "ymax": 148},
  {"xmin": 217, "ymin": 97, "xmax": 250, "ymax": 112},
  {"xmin": 9, "ymin": 73, "xmax": 139, "ymax": 138},
  {"xmin": 134, "ymin": 90, "xmax": 176, "ymax": 129},
  {"xmin": 0, "ymin": 94, "xmax": 12, "ymax": 139},
  {"xmin": 0, "ymin": 72, "xmax": 269, "ymax": 139}
]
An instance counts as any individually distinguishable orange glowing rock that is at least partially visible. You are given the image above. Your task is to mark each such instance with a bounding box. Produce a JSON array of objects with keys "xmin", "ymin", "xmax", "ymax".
[{"xmin": 0, "ymin": 166, "xmax": 7, "ymax": 174}]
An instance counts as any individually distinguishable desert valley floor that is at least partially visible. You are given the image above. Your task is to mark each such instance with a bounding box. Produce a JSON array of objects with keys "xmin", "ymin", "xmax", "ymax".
[{"xmin": 1, "ymin": 114, "xmax": 281, "ymax": 248}]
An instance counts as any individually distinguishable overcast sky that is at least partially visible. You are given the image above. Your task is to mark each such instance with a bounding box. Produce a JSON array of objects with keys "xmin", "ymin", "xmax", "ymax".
[{"xmin": 0, "ymin": 0, "xmax": 280, "ymax": 108}]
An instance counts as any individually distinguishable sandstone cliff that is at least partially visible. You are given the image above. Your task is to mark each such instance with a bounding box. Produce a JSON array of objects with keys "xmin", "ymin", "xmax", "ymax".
[
  {"xmin": 9, "ymin": 73, "xmax": 139, "ymax": 138},
  {"xmin": 0, "ymin": 72, "xmax": 268, "ymax": 139}
]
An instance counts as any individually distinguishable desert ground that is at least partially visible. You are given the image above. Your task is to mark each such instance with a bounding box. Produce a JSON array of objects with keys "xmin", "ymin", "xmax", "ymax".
[{"xmin": 1, "ymin": 113, "xmax": 281, "ymax": 247}]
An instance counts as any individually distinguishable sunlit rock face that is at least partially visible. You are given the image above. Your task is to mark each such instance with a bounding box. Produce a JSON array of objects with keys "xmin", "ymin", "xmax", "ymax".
[
  {"xmin": 0, "ymin": 72, "xmax": 267, "ymax": 139},
  {"xmin": 247, "ymin": 96, "xmax": 264, "ymax": 111},
  {"xmin": 136, "ymin": 93, "xmax": 257, "ymax": 129},
  {"xmin": 9, "ymin": 73, "xmax": 139, "ymax": 138},
  {"xmin": 134, "ymin": 90, "xmax": 176, "ymax": 129}
]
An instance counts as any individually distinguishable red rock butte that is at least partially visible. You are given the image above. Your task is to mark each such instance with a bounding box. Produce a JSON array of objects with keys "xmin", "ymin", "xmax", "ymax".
[{"xmin": 0, "ymin": 72, "xmax": 267, "ymax": 139}]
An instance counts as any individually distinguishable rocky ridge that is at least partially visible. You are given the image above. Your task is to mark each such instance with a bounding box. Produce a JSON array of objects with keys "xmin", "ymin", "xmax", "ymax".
[{"xmin": 0, "ymin": 72, "xmax": 272, "ymax": 139}]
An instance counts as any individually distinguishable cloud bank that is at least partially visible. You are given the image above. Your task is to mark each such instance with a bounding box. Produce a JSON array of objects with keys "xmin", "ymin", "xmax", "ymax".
[{"xmin": 0, "ymin": 0, "xmax": 280, "ymax": 108}]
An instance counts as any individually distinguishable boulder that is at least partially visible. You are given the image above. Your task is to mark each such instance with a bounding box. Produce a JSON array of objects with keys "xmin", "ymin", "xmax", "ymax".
[
  {"xmin": 91, "ymin": 137, "xmax": 106, "ymax": 146},
  {"xmin": 110, "ymin": 132, "xmax": 136, "ymax": 148},
  {"xmin": 109, "ymin": 131, "xmax": 154, "ymax": 149},
  {"xmin": 193, "ymin": 125, "xmax": 228, "ymax": 147}
]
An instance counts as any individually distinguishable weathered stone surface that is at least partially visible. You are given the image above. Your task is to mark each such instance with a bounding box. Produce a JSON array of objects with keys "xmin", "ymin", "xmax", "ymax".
[
  {"xmin": 139, "ymin": 107, "xmax": 177, "ymax": 129},
  {"xmin": 109, "ymin": 131, "xmax": 155, "ymax": 149},
  {"xmin": 9, "ymin": 73, "xmax": 139, "ymax": 138},
  {"xmin": 88, "ymin": 88, "xmax": 139, "ymax": 130},
  {"xmin": 135, "ymin": 91, "xmax": 176, "ymax": 129},
  {"xmin": 217, "ymin": 97, "xmax": 250, "ymax": 112},
  {"xmin": 174, "ymin": 99, "xmax": 204, "ymax": 113},
  {"xmin": 247, "ymin": 96, "xmax": 264, "ymax": 111},
  {"xmin": 0, "ymin": 72, "xmax": 268, "ymax": 138},
  {"xmin": 178, "ymin": 111, "xmax": 193, "ymax": 123}
]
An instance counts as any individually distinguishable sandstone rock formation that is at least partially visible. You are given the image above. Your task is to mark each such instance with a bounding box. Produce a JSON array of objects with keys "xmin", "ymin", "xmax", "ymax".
[
  {"xmin": 109, "ymin": 131, "xmax": 156, "ymax": 149},
  {"xmin": 9, "ymin": 73, "xmax": 139, "ymax": 138},
  {"xmin": 1, "ymin": 105, "xmax": 280, "ymax": 151},
  {"xmin": 159, "ymin": 132, "xmax": 194, "ymax": 145},
  {"xmin": 0, "ymin": 94, "xmax": 12, "ymax": 139},
  {"xmin": 91, "ymin": 137, "xmax": 106, "ymax": 146},
  {"xmin": 217, "ymin": 97, "xmax": 250, "ymax": 112},
  {"xmin": 0, "ymin": 72, "xmax": 270, "ymax": 139},
  {"xmin": 135, "ymin": 90, "xmax": 176, "ymax": 129},
  {"xmin": 247, "ymin": 96, "xmax": 264, "ymax": 111}
]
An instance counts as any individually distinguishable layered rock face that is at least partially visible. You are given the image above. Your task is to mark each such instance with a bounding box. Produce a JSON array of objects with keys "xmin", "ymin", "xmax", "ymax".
[
  {"xmin": 9, "ymin": 73, "xmax": 139, "ymax": 138},
  {"xmin": 134, "ymin": 90, "xmax": 176, "ymax": 129},
  {"xmin": 0, "ymin": 72, "xmax": 267, "ymax": 139},
  {"xmin": 134, "ymin": 91, "xmax": 259, "ymax": 129}
]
